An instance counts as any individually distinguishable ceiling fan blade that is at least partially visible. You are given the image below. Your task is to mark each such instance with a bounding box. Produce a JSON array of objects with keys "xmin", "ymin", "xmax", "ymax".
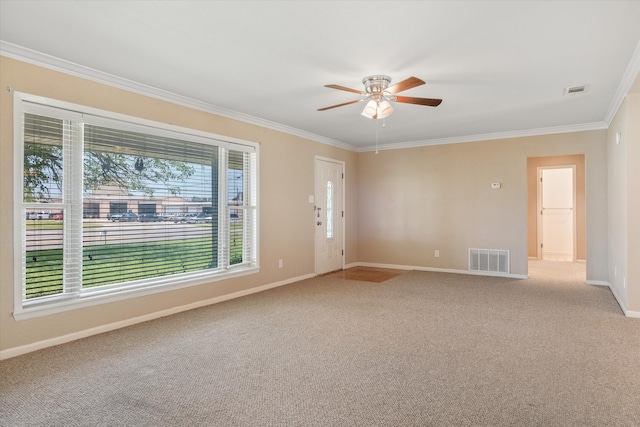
[
  {"xmin": 385, "ymin": 76, "xmax": 425, "ymax": 94},
  {"xmin": 395, "ymin": 96, "xmax": 442, "ymax": 107},
  {"xmin": 324, "ymin": 84, "xmax": 365, "ymax": 95},
  {"xmin": 317, "ymin": 99, "xmax": 361, "ymax": 111}
]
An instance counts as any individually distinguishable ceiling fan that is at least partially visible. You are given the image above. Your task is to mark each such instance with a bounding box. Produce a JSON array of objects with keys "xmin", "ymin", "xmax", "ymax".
[{"xmin": 318, "ymin": 75, "xmax": 442, "ymax": 119}]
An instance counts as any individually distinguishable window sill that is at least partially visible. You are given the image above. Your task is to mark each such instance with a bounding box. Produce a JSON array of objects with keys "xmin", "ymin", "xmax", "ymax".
[{"xmin": 13, "ymin": 266, "xmax": 260, "ymax": 321}]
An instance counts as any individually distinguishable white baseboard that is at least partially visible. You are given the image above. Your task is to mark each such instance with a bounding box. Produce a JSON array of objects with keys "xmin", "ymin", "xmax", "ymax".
[
  {"xmin": 604, "ymin": 281, "xmax": 626, "ymax": 314},
  {"xmin": 586, "ymin": 280, "xmax": 640, "ymax": 319},
  {"xmin": 0, "ymin": 273, "xmax": 315, "ymax": 360},
  {"xmin": 351, "ymin": 262, "xmax": 528, "ymax": 280},
  {"xmin": 586, "ymin": 280, "xmax": 610, "ymax": 287}
]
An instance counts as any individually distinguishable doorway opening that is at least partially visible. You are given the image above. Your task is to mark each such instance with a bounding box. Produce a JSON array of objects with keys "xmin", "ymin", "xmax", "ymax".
[{"xmin": 527, "ymin": 155, "xmax": 586, "ymax": 280}]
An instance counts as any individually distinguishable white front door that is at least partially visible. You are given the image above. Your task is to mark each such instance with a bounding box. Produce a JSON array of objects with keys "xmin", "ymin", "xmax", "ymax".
[
  {"xmin": 315, "ymin": 158, "xmax": 344, "ymax": 275},
  {"xmin": 539, "ymin": 167, "xmax": 575, "ymax": 261}
]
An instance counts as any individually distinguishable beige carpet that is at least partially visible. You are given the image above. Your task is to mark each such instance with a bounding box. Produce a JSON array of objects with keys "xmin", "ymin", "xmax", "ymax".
[{"xmin": 1, "ymin": 261, "xmax": 639, "ymax": 426}]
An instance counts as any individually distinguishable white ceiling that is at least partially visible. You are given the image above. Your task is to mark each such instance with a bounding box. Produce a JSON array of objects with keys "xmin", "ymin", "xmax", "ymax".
[{"xmin": 2, "ymin": 1, "xmax": 640, "ymax": 151}]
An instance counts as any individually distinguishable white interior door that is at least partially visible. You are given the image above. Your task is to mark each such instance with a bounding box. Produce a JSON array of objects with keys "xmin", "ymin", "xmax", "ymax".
[
  {"xmin": 315, "ymin": 158, "xmax": 344, "ymax": 275},
  {"xmin": 539, "ymin": 167, "xmax": 575, "ymax": 261}
]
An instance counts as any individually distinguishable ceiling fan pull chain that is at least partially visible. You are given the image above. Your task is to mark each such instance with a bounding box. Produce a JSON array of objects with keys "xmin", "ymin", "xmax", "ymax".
[{"xmin": 375, "ymin": 120, "xmax": 379, "ymax": 154}]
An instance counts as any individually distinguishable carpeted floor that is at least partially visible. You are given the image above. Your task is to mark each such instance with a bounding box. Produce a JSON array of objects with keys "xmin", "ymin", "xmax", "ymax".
[{"xmin": 1, "ymin": 262, "xmax": 639, "ymax": 426}]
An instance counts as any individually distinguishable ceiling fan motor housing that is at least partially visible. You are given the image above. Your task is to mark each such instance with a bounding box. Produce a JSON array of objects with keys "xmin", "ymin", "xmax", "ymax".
[{"xmin": 363, "ymin": 75, "xmax": 392, "ymax": 94}]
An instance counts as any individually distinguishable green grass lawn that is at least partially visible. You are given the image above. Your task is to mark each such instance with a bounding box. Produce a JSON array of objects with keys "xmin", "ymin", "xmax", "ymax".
[
  {"xmin": 26, "ymin": 237, "xmax": 244, "ymax": 299},
  {"xmin": 26, "ymin": 220, "xmax": 64, "ymax": 231},
  {"xmin": 26, "ymin": 220, "xmax": 102, "ymax": 231}
]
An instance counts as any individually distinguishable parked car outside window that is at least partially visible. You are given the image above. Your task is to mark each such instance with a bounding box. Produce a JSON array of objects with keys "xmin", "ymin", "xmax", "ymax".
[
  {"xmin": 112, "ymin": 212, "xmax": 138, "ymax": 222},
  {"xmin": 26, "ymin": 211, "xmax": 51, "ymax": 220},
  {"xmin": 138, "ymin": 213, "xmax": 161, "ymax": 222},
  {"xmin": 187, "ymin": 212, "xmax": 213, "ymax": 224},
  {"xmin": 173, "ymin": 213, "xmax": 197, "ymax": 223}
]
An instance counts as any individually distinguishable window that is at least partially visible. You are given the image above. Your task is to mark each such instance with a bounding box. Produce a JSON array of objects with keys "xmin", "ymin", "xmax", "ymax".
[{"xmin": 14, "ymin": 93, "xmax": 259, "ymax": 319}]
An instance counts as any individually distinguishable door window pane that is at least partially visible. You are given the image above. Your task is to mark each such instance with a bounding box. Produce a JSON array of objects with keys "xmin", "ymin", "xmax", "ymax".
[{"xmin": 326, "ymin": 180, "xmax": 333, "ymax": 239}]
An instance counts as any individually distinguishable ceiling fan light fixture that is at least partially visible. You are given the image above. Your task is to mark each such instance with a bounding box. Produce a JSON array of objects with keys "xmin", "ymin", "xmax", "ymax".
[
  {"xmin": 361, "ymin": 99, "xmax": 379, "ymax": 119},
  {"xmin": 361, "ymin": 99, "xmax": 393, "ymax": 120},
  {"xmin": 377, "ymin": 100, "xmax": 393, "ymax": 118}
]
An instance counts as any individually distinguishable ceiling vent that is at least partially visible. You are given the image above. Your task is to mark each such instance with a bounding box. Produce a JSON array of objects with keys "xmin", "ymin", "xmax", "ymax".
[{"xmin": 564, "ymin": 85, "xmax": 590, "ymax": 96}]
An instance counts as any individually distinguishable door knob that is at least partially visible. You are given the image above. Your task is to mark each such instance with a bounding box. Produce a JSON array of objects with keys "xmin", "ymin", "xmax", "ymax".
[{"xmin": 317, "ymin": 221, "xmax": 322, "ymax": 225}]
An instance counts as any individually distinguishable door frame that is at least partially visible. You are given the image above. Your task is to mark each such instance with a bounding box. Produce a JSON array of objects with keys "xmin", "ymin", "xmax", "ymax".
[
  {"xmin": 536, "ymin": 165, "xmax": 577, "ymax": 261},
  {"xmin": 314, "ymin": 156, "xmax": 345, "ymax": 275}
]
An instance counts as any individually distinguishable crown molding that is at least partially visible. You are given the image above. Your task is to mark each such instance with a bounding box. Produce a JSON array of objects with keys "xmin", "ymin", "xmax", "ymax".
[
  {"xmin": 0, "ymin": 41, "xmax": 355, "ymax": 152},
  {"xmin": 356, "ymin": 121, "xmax": 609, "ymax": 152},
  {"xmin": 604, "ymin": 38, "xmax": 640, "ymax": 126},
  {"xmin": 2, "ymin": 40, "xmax": 633, "ymax": 154}
]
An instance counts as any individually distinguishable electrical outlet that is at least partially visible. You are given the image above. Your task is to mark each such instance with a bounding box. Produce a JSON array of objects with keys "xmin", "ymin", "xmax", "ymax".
[
  {"xmin": 434, "ymin": 250, "xmax": 440, "ymax": 258},
  {"xmin": 278, "ymin": 259, "xmax": 283, "ymax": 268}
]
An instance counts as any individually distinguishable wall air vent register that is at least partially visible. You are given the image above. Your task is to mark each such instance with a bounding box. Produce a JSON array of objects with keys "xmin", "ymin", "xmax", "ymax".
[{"xmin": 469, "ymin": 249, "xmax": 510, "ymax": 274}]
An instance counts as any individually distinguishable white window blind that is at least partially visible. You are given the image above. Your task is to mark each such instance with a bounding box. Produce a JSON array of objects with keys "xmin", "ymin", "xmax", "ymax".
[{"xmin": 15, "ymin": 94, "xmax": 259, "ymax": 318}]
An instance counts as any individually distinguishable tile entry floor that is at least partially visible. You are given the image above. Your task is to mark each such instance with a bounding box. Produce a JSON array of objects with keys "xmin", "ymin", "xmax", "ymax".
[{"xmin": 322, "ymin": 266, "xmax": 407, "ymax": 283}]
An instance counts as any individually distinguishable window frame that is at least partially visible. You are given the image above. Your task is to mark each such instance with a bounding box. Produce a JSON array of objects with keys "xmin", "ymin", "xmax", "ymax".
[{"xmin": 13, "ymin": 92, "xmax": 260, "ymax": 320}]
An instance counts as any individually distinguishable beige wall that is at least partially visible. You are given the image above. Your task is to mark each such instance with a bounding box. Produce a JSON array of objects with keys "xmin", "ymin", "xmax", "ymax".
[
  {"xmin": 0, "ymin": 57, "xmax": 358, "ymax": 352},
  {"xmin": 527, "ymin": 155, "xmax": 586, "ymax": 260},
  {"xmin": 356, "ymin": 131, "xmax": 607, "ymax": 279},
  {"xmin": 610, "ymin": 72, "xmax": 640, "ymax": 314},
  {"xmin": 607, "ymin": 98, "xmax": 628, "ymax": 310},
  {"xmin": 628, "ymin": 89, "xmax": 640, "ymax": 313}
]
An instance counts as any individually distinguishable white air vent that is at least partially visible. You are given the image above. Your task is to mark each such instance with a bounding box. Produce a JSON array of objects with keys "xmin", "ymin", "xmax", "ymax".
[
  {"xmin": 564, "ymin": 85, "xmax": 589, "ymax": 96},
  {"xmin": 469, "ymin": 249, "xmax": 509, "ymax": 274}
]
